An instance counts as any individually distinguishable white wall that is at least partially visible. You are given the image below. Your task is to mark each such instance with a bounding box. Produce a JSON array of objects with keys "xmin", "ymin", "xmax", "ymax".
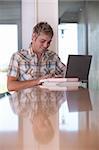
[
  {"xmin": 37, "ymin": 0, "xmax": 58, "ymax": 53},
  {"xmin": 22, "ymin": 0, "xmax": 36, "ymax": 49},
  {"xmin": 22, "ymin": 0, "xmax": 58, "ymax": 53}
]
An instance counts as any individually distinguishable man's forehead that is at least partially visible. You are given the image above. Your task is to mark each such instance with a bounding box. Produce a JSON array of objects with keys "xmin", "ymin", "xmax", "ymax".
[{"xmin": 37, "ymin": 33, "xmax": 52, "ymax": 40}]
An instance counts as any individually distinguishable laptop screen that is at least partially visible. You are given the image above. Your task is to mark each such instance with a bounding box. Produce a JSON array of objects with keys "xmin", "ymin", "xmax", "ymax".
[{"xmin": 65, "ymin": 55, "xmax": 92, "ymax": 82}]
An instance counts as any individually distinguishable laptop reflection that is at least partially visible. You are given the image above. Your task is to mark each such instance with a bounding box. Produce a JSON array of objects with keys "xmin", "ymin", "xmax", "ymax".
[{"xmin": 66, "ymin": 88, "xmax": 92, "ymax": 112}]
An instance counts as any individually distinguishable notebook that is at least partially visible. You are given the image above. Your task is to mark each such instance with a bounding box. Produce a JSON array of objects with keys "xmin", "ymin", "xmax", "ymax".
[{"xmin": 65, "ymin": 54, "xmax": 92, "ymax": 82}]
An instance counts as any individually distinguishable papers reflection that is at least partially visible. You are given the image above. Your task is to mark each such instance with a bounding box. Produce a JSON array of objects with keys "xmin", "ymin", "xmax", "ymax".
[{"xmin": 66, "ymin": 88, "xmax": 92, "ymax": 112}]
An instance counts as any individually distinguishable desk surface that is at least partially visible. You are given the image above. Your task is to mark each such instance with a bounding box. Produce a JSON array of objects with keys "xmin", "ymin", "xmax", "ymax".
[{"xmin": 0, "ymin": 87, "xmax": 99, "ymax": 150}]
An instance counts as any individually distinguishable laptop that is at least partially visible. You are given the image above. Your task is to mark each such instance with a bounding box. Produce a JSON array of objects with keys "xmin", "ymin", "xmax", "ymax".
[
  {"xmin": 65, "ymin": 54, "xmax": 92, "ymax": 83},
  {"xmin": 39, "ymin": 54, "xmax": 92, "ymax": 90}
]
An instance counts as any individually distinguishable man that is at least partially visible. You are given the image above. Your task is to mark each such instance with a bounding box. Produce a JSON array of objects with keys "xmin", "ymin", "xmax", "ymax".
[{"xmin": 7, "ymin": 22, "xmax": 66, "ymax": 91}]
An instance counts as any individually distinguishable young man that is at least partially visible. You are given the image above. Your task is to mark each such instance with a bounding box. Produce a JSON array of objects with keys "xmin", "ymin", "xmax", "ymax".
[{"xmin": 7, "ymin": 22, "xmax": 66, "ymax": 91}]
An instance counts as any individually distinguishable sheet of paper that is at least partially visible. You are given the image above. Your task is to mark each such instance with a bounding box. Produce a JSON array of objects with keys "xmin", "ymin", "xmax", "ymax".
[
  {"xmin": 40, "ymin": 78, "xmax": 79, "ymax": 83},
  {"xmin": 39, "ymin": 85, "xmax": 79, "ymax": 91}
]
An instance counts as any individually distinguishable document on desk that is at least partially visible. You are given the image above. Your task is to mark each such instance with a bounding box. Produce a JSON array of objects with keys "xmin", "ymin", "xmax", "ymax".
[{"xmin": 39, "ymin": 78, "xmax": 81, "ymax": 91}]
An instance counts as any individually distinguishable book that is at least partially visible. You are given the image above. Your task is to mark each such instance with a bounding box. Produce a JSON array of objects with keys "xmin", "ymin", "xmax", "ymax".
[{"xmin": 39, "ymin": 78, "xmax": 81, "ymax": 91}]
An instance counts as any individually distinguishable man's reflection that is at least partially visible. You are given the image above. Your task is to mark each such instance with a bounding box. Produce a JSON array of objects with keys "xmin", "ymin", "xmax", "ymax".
[
  {"xmin": 9, "ymin": 87, "xmax": 65, "ymax": 144},
  {"xmin": 31, "ymin": 111, "xmax": 54, "ymax": 144}
]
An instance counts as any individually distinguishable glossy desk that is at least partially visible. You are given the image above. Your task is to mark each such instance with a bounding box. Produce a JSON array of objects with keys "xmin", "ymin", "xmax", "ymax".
[{"xmin": 0, "ymin": 87, "xmax": 99, "ymax": 150}]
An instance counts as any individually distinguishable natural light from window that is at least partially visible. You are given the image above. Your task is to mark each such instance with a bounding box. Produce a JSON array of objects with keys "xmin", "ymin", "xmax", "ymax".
[
  {"xmin": 58, "ymin": 23, "xmax": 78, "ymax": 131},
  {"xmin": 58, "ymin": 23, "xmax": 78, "ymax": 65},
  {"xmin": 0, "ymin": 24, "xmax": 18, "ymax": 93},
  {"xmin": 59, "ymin": 101, "xmax": 78, "ymax": 131}
]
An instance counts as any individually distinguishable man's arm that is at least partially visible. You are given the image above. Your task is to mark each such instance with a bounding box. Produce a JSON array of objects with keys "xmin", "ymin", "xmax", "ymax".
[
  {"xmin": 7, "ymin": 74, "xmax": 53, "ymax": 91},
  {"xmin": 7, "ymin": 76, "xmax": 41, "ymax": 91}
]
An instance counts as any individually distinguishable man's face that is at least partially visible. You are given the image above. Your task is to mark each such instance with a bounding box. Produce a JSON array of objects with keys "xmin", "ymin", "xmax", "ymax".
[{"xmin": 32, "ymin": 32, "xmax": 52, "ymax": 53}]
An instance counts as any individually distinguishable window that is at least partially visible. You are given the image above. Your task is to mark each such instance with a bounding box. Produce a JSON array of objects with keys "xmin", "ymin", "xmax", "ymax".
[
  {"xmin": 58, "ymin": 23, "xmax": 78, "ymax": 64},
  {"xmin": 58, "ymin": 23, "xmax": 78, "ymax": 131},
  {"xmin": 0, "ymin": 24, "xmax": 18, "ymax": 93}
]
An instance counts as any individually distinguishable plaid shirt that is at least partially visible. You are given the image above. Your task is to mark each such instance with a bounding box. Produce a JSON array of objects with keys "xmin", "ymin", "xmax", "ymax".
[{"xmin": 7, "ymin": 48, "xmax": 66, "ymax": 81}]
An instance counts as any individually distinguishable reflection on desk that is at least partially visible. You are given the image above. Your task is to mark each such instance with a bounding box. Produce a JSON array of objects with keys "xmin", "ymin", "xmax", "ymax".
[
  {"xmin": 9, "ymin": 87, "xmax": 65, "ymax": 144},
  {"xmin": 66, "ymin": 88, "xmax": 92, "ymax": 112},
  {"xmin": 0, "ymin": 86, "xmax": 99, "ymax": 149}
]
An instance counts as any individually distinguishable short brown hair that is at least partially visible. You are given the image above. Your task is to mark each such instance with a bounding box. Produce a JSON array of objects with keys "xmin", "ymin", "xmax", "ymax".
[{"xmin": 33, "ymin": 22, "xmax": 54, "ymax": 38}]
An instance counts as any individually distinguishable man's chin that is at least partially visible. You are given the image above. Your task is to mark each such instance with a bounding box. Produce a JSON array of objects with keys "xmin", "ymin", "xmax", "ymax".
[{"xmin": 39, "ymin": 49, "xmax": 46, "ymax": 53}]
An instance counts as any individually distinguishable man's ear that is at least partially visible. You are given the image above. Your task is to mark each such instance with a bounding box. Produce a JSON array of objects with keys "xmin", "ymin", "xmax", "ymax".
[{"xmin": 32, "ymin": 33, "xmax": 38, "ymax": 41}]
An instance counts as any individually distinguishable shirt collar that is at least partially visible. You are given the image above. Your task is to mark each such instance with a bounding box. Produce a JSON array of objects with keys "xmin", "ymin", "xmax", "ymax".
[
  {"xmin": 28, "ymin": 47, "xmax": 35, "ymax": 57},
  {"xmin": 29, "ymin": 46, "xmax": 49, "ymax": 59}
]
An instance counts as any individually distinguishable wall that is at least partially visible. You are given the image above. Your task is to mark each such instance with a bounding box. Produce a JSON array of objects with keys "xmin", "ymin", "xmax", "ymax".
[
  {"xmin": 37, "ymin": 0, "xmax": 58, "ymax": 53},
  {"xmin": 87, "ymin": 2, "xmax": 99, "ymax": 89},
  {"xmin": 22, "ymin": 0, "xmax": 36, "ymax": 50},
  {"xmin": 78, "ymin": 1, "xmax": 99, "ymax": 89},
  {"xmin": 78, "ymin": 7, "xmax": 86, "ymax": 54},
  {"xmin": 22, "ymin": 0, "xmax": 58, "ymax": 53}
]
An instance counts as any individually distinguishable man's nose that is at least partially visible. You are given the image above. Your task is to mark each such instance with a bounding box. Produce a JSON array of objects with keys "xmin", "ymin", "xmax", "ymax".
[{"xmin": 43, "ymin": 42, "xmax": 48, "ymax": 48}]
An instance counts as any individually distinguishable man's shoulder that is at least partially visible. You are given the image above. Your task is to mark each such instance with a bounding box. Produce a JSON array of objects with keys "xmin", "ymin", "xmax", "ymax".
[
  {"xmin": 12, "ymin": 49, "xmax": 28, "ymax": 56},
  {"xmin": 18, "ymin": 49, "xmax": 29, "ymax": 55},
  {"xmin": 17, "ymin": 49, "xmax": 30, "ymax": 58},
  {"xmin": 11, "ymin": 49, "xmax": 30, "ymax": 61},
  {"xmin": 45, "ymin": 50, "xmax": 58, "ymax": 57}
]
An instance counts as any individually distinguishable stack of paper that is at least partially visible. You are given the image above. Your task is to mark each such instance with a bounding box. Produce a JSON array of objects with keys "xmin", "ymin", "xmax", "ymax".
[{"xmin": 39, "ymin": 78, "xmax": 81, "ymax": 91}]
